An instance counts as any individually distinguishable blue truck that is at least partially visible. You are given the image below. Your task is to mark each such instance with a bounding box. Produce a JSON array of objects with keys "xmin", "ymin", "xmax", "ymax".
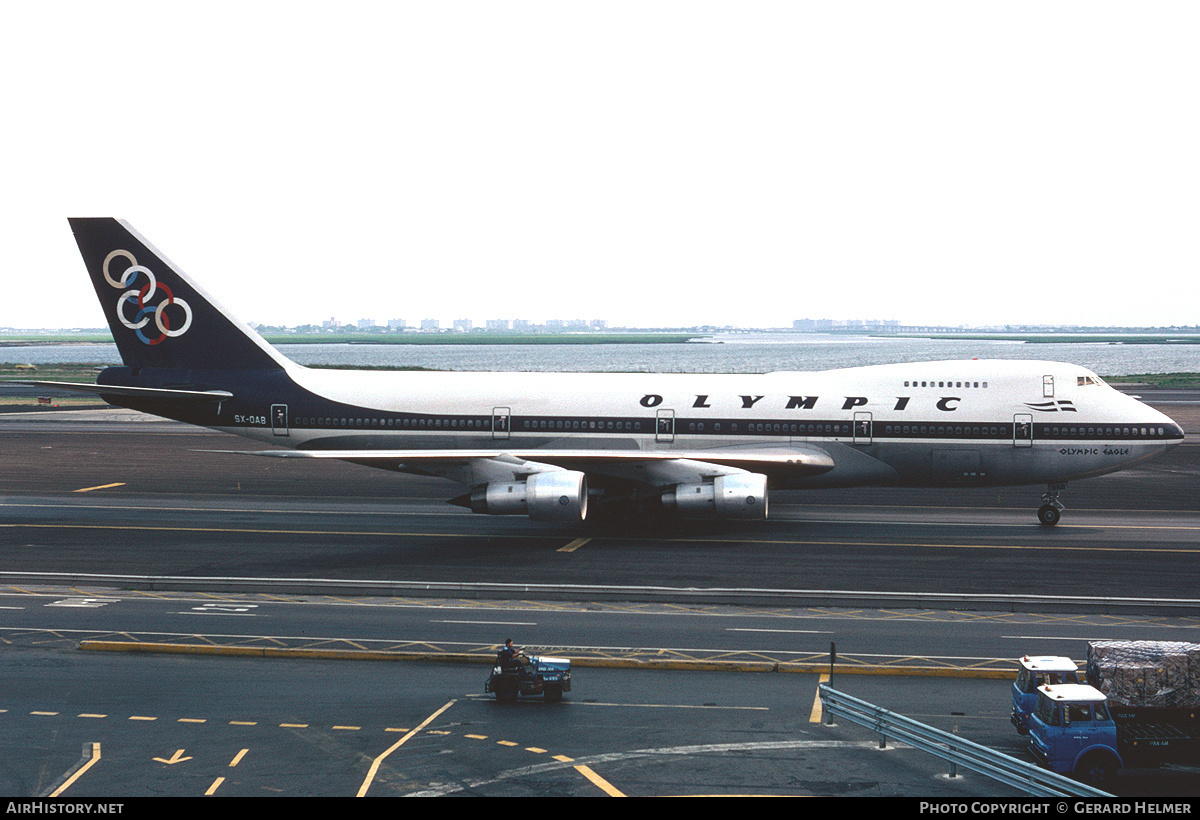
[
  {"xmin": 1011, "ymin": 655, "xmax": 1081, "ymax": 734},
  {"xmin": 1024, "ymin": 641, "xmax": 1200, "ymax": 785}
]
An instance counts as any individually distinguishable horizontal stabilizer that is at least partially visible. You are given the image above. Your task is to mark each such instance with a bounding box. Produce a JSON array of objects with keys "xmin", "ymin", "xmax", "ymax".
[{"xmin": 14, "ymin": 381, "xmax": 233, "ymax": 403}]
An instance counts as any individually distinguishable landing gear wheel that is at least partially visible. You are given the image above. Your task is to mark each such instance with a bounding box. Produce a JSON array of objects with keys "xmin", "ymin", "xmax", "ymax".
[{"xmin": 1037, "ymin": 504, "xmax": 1061, "ymax": 526}]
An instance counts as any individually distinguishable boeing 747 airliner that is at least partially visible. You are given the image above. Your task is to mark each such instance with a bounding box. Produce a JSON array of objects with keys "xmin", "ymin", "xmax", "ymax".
[{"xmin": 31, "ymin": 218, "xmax": 1185, "ymax": 526}]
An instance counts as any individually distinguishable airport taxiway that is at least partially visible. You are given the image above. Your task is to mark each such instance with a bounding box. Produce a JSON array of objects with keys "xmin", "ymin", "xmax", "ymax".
[{"xmin": 2, "ymin": 413, "xmax": 1199, "ymax": 600}]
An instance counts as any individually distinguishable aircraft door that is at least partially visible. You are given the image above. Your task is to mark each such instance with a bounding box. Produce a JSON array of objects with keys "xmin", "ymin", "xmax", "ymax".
[
  {"xmin": 853, "ymin": 412, "xmax": 873, "ymax": 445},
  {"xmin": 492, "ymin": 407, "xmax": 511, "ymax": 441},
  {"xmin": 1014, "ymin": 413, "xmax": 1033, "ymax": 447},
  {"xmin": 1043, "ymin": 375, "xmax": 1055, "ymax": 398},
  {"xmin": 656, "ymin": 409, "xmax": 675, "ymax": 443},
  {"xmin": 271, "ymin": 404, "xmax": 289, "ymax": 437}
]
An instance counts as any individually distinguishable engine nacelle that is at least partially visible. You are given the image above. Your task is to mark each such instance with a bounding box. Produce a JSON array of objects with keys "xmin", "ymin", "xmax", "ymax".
[
  {"xmin": 466, "ymin": 470, "xmax": 589, "ymax": 524},
  {"xmin": 661, "ymin": 473, "xmax": 768, "ymax": 519}
]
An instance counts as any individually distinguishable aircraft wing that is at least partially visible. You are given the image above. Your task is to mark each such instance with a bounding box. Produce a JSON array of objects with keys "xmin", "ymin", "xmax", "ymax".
[
  {"xmin": 208, "ymin": 445, "xmax": 835, "ymax": 486},
  {"xmin": 13, "ymin": 381, "xmax": 233, "ymax": 403}
]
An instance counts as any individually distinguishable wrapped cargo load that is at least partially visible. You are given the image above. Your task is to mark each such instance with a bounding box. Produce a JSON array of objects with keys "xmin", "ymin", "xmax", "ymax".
[{"xmin": 1087, "ymin": 640, "xmax": 1200, "ymax": 708}]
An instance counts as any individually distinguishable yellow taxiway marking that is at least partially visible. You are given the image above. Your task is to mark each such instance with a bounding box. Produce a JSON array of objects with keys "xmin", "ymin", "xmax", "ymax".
[
  {"xmin": 357, "ymin": 699, "xmax": 456, "ymax": 797},
  {"xmin": 809, "ymin": 673, "xmax": 829, "ymax": 723},
  {"xmin": 153, "ymin": 749, "xmax": 192, "ymax": 765},
  {"xmin": 205, "ymin": 750, "xmax": 247, "ymax": 795},
  {"xmin": 50, "ymin": 742, "xmax": 99, "ymax": 797},
  {"xmin": 72, "ymin": 483, "xmax": 125, "ymax": 493},
  {"xmin": 558, "ymin": 537, "xmax": 590, "ymax": 553},
  {"xmin": 575, "ymin": 764, "xmax": 625, "ymax": 797},
  {"xmin": 572, "ymin": 701, "xmax": 767, "ymax": 711}
]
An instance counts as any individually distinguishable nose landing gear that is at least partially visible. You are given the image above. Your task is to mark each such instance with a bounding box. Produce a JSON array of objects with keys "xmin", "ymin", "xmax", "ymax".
[{"xmin": 1038, "ymin": 483, "xmax": 1066, "ymax": 526}]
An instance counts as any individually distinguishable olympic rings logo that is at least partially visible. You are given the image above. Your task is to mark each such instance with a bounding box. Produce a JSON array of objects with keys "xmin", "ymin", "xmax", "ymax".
[{"xmin": 102, "ymin": 249, "xmax": 193, "ymax": 346}]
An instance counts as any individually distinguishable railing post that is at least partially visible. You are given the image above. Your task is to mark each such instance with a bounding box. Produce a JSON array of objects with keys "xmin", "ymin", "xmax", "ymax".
[{"xmin": 821, "ymin": 682, "xmax": 835, "ymax": 726}]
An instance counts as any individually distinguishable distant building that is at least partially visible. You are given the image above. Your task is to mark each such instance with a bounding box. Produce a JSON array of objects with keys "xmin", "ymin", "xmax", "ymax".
[
  {"xmin": 453, "ymin": 319, "xmax": 473, "ymax": 333},
  {"xmin": 794, "ymin": 318, "xmax": 898, "ymax": 332},
  {"xmin": 420, "ymin": 319, "xmax": 440, "ymax": 331}
]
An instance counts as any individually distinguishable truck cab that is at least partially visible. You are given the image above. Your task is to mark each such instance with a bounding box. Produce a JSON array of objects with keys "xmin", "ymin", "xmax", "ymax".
[
  {"xmin": 1027, "ymin": 684, "xmax": 1120, "ymax": 785},
  {"xmin": 1011, "ymin": 655, "xmax": 1081, "ymax": 734}
]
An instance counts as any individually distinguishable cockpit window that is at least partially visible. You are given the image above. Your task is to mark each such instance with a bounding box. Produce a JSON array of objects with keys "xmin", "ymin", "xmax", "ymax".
[{"xmin": 1077, "ymin": 375, "xmax": 1103, "ymax": 387}]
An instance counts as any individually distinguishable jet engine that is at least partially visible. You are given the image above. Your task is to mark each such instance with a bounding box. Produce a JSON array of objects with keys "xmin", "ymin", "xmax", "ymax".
[
  {"xmin": 462, "ymin": 470, "xmax": 589, "ymax": 524},
  {"xmin": 661, "ymin": 473, "xmax": 768, "ymax": 519}
]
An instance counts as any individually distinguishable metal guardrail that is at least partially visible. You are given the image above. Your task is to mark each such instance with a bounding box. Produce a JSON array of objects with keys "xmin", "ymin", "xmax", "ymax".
[{"xmin": 818, "ymin": 683, "xmax": 1111, "ymax": 797}]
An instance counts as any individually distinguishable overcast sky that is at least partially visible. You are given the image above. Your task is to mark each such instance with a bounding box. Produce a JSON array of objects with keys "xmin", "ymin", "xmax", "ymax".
[{"xmin": 4, "ymin": 2, "xmax": 1198, "ymax": 330}]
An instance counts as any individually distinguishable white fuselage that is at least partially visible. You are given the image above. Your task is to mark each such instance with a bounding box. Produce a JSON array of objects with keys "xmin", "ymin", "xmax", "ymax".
[{"xmin": 214, "ymin": 359, "xmax": 1182, "ymax": 490}]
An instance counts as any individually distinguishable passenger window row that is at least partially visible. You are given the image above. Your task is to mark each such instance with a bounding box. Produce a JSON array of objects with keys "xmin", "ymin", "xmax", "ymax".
[
  {"xmin": 1040, "ymin": 425, "xmax": 1168, "ymax": 438},
  {"xmin": 522, "ymin": 419, "xmax": 643, "ymax": 431},
  {"xmin": 295, "ymin": 416, "xmax": 492, "ymax": 429},
  {"xmin": 284, "ymin": 416, "xmax": 1170, "ymax": 440},
  {"xmin": 903, "ymin": 380, "xmax": 988, "ymax": 388},
  {"xmin": 883, "ymin": 424, "xmax": 1009, "ymax": 438}
]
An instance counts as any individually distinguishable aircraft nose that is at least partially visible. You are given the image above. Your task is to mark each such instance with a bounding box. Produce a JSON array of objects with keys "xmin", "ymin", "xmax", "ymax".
[
  {"xmin": 1128, "ymin": 395, "xmax": 1185, "ymax": 446},
  {"xmin": 1148, "ymin": 408, "xmax": 1185, "ymax": 445}
]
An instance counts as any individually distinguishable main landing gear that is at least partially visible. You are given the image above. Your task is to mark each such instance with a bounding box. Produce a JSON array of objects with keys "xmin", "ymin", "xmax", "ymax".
[{"xmin": 1038, "ymin": 483, "xmax": 1066, "ymax": 526}]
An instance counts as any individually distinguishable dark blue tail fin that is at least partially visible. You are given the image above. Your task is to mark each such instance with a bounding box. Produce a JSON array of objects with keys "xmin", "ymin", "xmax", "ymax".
[{"xmin": 70, "ymin": 218, "xmax": 288, "ymax": 372}]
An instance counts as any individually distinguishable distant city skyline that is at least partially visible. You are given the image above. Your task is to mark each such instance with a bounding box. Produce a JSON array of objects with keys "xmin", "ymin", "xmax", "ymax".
[{"xmin": 6, "ymin": 316, "xmax": 1200, "ymax": 335}]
